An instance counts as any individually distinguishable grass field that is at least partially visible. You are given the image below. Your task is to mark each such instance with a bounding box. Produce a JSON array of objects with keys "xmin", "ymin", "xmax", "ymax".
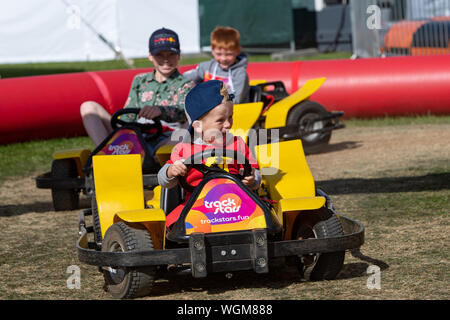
[{"xmin": 0, "ymin": 116, "xmax": 449, "ymax": 300}]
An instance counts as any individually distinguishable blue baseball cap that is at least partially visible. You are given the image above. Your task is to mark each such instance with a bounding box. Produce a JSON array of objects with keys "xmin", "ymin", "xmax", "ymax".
[
  {"xmin": 149, "ymin": 28, "xmax": 180, "ymax": 55},
  {"xmin": 185, "ymin": 80, "xmax": 234, "ymax": 132}
]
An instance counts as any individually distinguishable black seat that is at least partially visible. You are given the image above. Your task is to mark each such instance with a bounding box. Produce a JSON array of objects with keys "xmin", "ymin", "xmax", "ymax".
[
  {"xmin": 248, "ymin": 85, "xmax": 262, "ymax": 102},
  {"xmin": 160, "ymin": 185, "xmax": 185, "ymax": 215}
]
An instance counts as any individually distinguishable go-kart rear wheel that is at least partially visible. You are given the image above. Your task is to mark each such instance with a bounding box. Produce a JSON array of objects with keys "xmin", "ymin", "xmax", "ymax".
[
  {"xmin": 293, "ymin": 208, "xmax": 345, "ymax": 281},
  {"xmin": 286, "ymin": 100, "xmax": 332, "ymax": 154},
  {"xmin": 102, "ymin": 222, "xmax": 156, "ymax": 299},
  {"xmin": 51, "ymin": 159, "xmax": 80, "ymax": 211}
]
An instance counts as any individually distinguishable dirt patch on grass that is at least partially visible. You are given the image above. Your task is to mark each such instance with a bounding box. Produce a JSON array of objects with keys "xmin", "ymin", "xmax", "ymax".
[
  {"xmin": 0, "ymin": 123, "xmax": 449, "ymax": 300},
  {"xmin": 308, "ymin": 124, "xmax": 450, "ymax": 180}
]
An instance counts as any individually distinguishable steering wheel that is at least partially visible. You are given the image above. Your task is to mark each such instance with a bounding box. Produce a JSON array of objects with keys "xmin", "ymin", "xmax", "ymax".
[
  {"xmin": 178, "ymin": 148, "xmax": 253, "ymax": 194},
  {"xmin": 110, "ymin": 108, "xmax": 163, "ymax": 140}
]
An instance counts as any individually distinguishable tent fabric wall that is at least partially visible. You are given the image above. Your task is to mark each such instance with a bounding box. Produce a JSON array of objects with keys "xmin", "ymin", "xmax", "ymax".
[{"xmin": 0, "ymin": 0, "xmax": 200, "ymax": 64}]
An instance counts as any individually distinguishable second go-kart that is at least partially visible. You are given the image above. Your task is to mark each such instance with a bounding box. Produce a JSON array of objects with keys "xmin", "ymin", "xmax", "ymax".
[
  {"xmin": 237, "ymin": 77, "xmax": 345, "ymax": 154},
  {"xmin": 35, "ymin": 108, "xmax": 169, "ymax": 211},
  {"xmin": 76, "ymin": 137, "xmax": 364, "ymax": 299}
]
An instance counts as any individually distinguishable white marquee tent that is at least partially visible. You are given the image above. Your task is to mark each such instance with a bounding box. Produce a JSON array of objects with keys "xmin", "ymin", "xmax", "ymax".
[{"xmin": 0, "ymin": 0, "xmax": 200, "ymax": 64}]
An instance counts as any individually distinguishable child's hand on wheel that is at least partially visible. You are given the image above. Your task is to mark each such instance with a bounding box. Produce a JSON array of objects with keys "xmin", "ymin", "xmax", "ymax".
[
  {"xmin": 138, "ymin": 105, "xmax": 162, "ymax": 119},
  {"xmin": 240, "ymin": 167, "xmax": 257, "ymax": 190},
  {"xmin": 167, "ymin": 160, "xmax": 187, "ymax": 179}
]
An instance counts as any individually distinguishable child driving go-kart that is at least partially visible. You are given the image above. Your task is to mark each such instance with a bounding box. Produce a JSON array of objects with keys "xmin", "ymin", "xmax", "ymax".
[
  {"xmin": 75, "ymin": 76, "xmax": 366, "ymax": 298},
  {"xmin": 75, "ymin": 77, "xmax": 364, "ymax": 300},
  {"xmin": 158, "ymin": 80, "xmax": 260, "ymax": 227}
]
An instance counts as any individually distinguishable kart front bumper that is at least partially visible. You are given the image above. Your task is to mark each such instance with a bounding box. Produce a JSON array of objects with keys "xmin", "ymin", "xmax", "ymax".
[
  {"xmin": 35, "ymin": 172, "xmax": 86, "ymax": 190},
  {"xmin": 76, "ymin": 209, "xmax": 365, "ymax": 278}
]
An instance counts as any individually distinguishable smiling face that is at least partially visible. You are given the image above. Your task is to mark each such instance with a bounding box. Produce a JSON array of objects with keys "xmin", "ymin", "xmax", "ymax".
[
  {"xmin": 148, "ymin": 50, "xmax": 180, "ymax": 80},
  {"xmin": 193, "ymin": 101, "xmax": 234, "ymax": 145},
  {"xmin": 211, "ymin": 47, "xmax": 240, "ymax": 70}
]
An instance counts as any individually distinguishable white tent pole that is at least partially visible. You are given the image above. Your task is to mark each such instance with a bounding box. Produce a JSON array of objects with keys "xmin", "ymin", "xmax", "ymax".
[{"xmin": 60, "ymin": 0, "xmax": 134, "ymax": 68}]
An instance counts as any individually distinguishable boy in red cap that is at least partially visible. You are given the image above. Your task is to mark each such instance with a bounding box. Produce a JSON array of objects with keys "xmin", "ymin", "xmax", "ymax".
[{"xmin": 157, "ymin": 80, "xmax": 260, "ymax": 227}]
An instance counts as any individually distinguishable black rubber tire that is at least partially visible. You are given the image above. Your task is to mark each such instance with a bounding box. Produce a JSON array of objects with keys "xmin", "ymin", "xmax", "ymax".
[
  {"xmin": 91, "ymin": 193, "xmax": 102, "ymax": 245},
  {"xmin": 51, "ymin": 159, "xmax": 80, "ymax": 211},
  {"xmin": 293, "ymin": 208, "xmax": 345, "ymax": 281},
  {"xmin": 286, "ymin": 100, "xmax": 332, "ymax": 154},
  {"xmin": 102, "ymin": 222, "xmax": 156, "ymax": 299}
]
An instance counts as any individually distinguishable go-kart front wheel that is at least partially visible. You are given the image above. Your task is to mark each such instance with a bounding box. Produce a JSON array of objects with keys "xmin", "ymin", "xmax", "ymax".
[
  {"xmin": 286, "ymin": 100, "xmax": 332, "ymax": 154},
  {"xmin": 91, "ymin": 193, "xmax": 102, "ymax": 245},
  {"xmin": 51, "ymin": 159, "xmax": 80, "ymax": 211},
  {"xmin": 293, "ymin": 208, "xmax": 345, "ymax": 281},
  {"xmin": 102, "ymin": 222, "xmax": 156, "ymax": 299}
]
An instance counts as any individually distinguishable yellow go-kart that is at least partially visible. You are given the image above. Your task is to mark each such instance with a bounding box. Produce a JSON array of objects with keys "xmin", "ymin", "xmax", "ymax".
[
  {"xmin": 243, "ymin": 77, "xmax": 345, "ymax": 154},
  {"xmin": 35, "ymin": 108, "xmax": 164, "ymax": 211},
  {"xmin": 76, "ymin": 130, "xmax": 364, "ymax": 298}
]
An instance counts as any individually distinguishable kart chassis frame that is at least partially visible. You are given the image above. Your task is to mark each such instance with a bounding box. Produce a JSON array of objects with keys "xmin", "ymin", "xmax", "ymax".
[{"xmin": 76, "ymin": 207, "xmax": 364, "ymax": 278}]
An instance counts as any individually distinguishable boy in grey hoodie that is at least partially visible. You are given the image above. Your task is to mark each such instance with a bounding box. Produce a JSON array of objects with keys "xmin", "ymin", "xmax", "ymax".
[{"xmin": 183, "ymin": 26, "xmax": 250, "ymax": 104}]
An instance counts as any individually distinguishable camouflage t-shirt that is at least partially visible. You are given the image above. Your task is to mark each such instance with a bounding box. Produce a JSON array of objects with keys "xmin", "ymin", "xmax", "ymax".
[{"xmin": 122, "ymin": 69, "xmax": 195, "ymax": 125}]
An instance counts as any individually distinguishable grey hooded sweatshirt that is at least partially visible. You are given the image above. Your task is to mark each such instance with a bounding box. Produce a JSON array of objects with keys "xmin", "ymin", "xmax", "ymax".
[{"xmin": 183, "ymin": 53, "xmax": 250, "ymax": 104}]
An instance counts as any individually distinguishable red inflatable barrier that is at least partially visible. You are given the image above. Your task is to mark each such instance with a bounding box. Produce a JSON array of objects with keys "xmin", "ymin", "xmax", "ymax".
[
  {"xmin": 246, "ymin": 55, "xmax": 450, "ymax": 117},
  {"xmin": 0, "ymin": 68, "xmax": 151, "ymax": 144},
  {"xmin": 1, "ymin": 55, "xmax": 450, "ymax": 145}
]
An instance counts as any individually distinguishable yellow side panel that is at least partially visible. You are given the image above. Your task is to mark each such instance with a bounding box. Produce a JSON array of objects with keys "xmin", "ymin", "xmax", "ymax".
[
  {"xmin": 114, "ymin": 208, "xmax": 166, "ymax": 223},
  {"xmin": 230, "ymin": 102, "xmax": 264, "ymax": 142},
  {"xmin": 155, "ymin": 144, "xmax": 174, "ymax": 166},
  {"xmin": 249, "ymin": 79, "xmax": 267, "ymax": 86},
  {"xmin": 278, "ymin": 196, "xmax": 325, "ymax": 213},
  {"xmin": 247, "ymin": 214, "xmax": 269, "ymax": 229},
  {"xmin": 93, "ymin": 154, "xmax": 145, "ymax": 237},
  {"xmin": 114, "ymin": 209, "xmax": 167, "ymax": 250},
  {"xmin": 53, "ymin": 148, "xmax": 91, "ymax": 161},
  {"xmin": 255, "ymin": 140, "xmax": 316, "ymax": 203},
  {"xmin": 145, "ymin": 185, "xmax": 161, "ymax": 208},
  {"xmin": 264, "ymin": 77, "xmax": 326, "ymax": 129},
  {"xmin": 53, "ymin": 148, "xmax": 91, "ymax": 177}
]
